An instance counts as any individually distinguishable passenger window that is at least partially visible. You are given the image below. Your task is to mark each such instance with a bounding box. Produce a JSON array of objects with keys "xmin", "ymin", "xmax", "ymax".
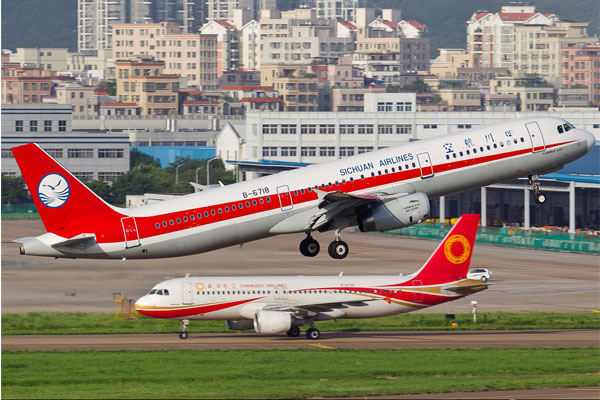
[
  {"xmin": 155, "ymin": 223, "xmax": 160, "ymax": 229},
  {"xmin": 224, "ymin": 206, "xmax": 229, "ymax": 212},
  {"xmin": 176, "ymin": 218, "xmax": 181, "ymax": 224},
  {"xmin": 252, "ymin": 200, "xmax": 257, "ymax": 206},
  {"xmin": 169, "ymin": 220, "xmax": 174, "ymax": 225},
  {"xmin": 239, "ymin": 203, "xmax": 243, "ymax": 209},
  {"xmin": 204, "ymin": 211, "xmax": 209, "ymax": 217},
  {"xmin": 232, "ymin": 205, "xmax": 236, "ymax": 211},
  {"xmin": 190, "ymin": 215, "xmax": 195, "ymax": 221},
  {"xmin": 183, "ymin": 216, "xmax": 188, "ymax": 222},
  {"xmin": 259, "ymin": 199, "xmax": 264, "ymax": 204},
  {"xmin": 162, "ymin": 221, "xmax": 167, "ymax": 227}
]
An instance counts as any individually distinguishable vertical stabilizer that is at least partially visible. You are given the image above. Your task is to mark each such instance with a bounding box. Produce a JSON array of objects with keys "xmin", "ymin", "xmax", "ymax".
[
  {"xmin": 11, "ymin": 143, "xmax": 121, "ymax": 233},
  {"xmin": 410, "ymin": 214, "xmax": 480, "ymax": 285}
]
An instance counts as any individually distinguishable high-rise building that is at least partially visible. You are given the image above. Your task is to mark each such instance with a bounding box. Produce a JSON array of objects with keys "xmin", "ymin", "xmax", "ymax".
[
  {"xmin": 205, "ymin": 0, "xmax": 276, "ymax": 21},
  {"xmin": 77, "ymin": 0, "xmax": 205, "ymax": 52},
  {"xmin": 316, "ymin": 0, "xmax": 359, "ymax": 22}
]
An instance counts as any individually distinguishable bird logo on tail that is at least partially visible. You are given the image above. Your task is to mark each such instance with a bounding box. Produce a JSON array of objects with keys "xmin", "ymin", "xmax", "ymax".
[{"xmin": 37, "ymin": 173, "xmax": 70, "ymax": 208}]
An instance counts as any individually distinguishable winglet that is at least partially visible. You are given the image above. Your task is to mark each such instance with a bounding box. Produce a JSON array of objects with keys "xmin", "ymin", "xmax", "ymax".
[{"xmin": 410, "ymin": 214, "xmax": 480, "ymax": 285}]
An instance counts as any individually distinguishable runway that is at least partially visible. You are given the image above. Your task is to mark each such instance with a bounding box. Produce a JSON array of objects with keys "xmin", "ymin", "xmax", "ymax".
[
  {"xmin": 3, "ymin": 329, "xmax": 598, "ymax": 351},
  {"xmin": 2, "ymin": 220, "xmax": 599, "ymax": 314}
]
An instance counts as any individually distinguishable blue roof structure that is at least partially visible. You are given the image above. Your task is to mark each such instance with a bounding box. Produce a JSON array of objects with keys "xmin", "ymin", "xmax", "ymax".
[{"xmin": 133, "ymin": 146, "xmax": 216, "ymax": 167}]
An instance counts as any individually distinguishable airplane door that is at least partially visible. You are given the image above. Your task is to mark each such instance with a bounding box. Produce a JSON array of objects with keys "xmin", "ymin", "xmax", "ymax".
[
  {"xmin": 412, "ymin": 280, "xmax": 423, "ymax": 303},
  {"xmin": 416, "ymin": 152, "xmax": 434, "ymax": 178},
  {"xmin": 276, "ymin": 185, "xmax": 294, "ymax": 211},
  {"xmin": 182, "ymin": 282, "xmax": 193, "ymax": 305},
  {"xmin": 525, "ymin": 122, "xmax": 546, "ymax": 152},
  {"xmin": 121, "ymin": 217, "xmax": 140, "ymax": 248}
]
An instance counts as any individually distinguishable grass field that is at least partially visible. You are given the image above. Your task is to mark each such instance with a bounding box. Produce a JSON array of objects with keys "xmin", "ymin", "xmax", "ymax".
[
  {"xmin": 3, "ymin": 347, "xmax": 599, "ymax": 399},
  {"xmin": 2, "ymin": 311, "xmax": 599, "ymax": 335}
]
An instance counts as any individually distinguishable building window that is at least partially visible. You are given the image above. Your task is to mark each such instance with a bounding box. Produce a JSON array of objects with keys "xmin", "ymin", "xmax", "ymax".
[
  {"xmin": 262, "ymin": 146, "xmax": 277, "ymax": 157},
  {"xmin": 46, "ymin": 149, "xmax": 63, "ymax": 158},
  {"xmin": 357, "ymin": 146, "xmax": 373, "ymax": 154},
  {"xmin": 98, "ymin": 172, "xmax": 121, "ymax": 183},
  {"xmin": 301, "ymin": 124, "xmax": 316, "ymax": 134},
  {"xmin": 340, "ymin": 124, "xmax": 354, "ymax": 134},
  {"xmin": 319, "ymin": 124, "xmax": 335, "ymax": 134},
  {"xmin": 98, "ymin": 149, "xmax": 124, "ymax": 158},
  {"xmin": 15, "ymin": 120, "xmax": 23, "ymax": 132},
  {"xmin": 280, "ymin": 146, "xmax": 297, "ymax": 157},
  {"xmin": 68, "ymin": 149, "xmax": 94, "ymax": 158},
  {"xmin": 1, "ymin": 149, "xmax": 14, "ymax": 158},
  {"xmin": 73, "ymin": 172, "xmax": 93, "ymax": 181},
  {"xmin": 358, "ymin": 124, "xmax": 373, "ymax": 134},
  {"xmin": 396, "ymin": 125, "xmax": 412, "ymax": 134},
  {"xmin": 281, "ymin": 124, "xmax": 296, "ymax": 134},
  {"xmin": 319, "ymin": 147, "xmax": 335, "ymax": 157},
  {"xmin": 44, "ymin": 120, "xmax": 52, "ymax": 132},
  {"xmin": 58, "ymin": 120, "xmax": 67, "ymax": 132},
  {"xmin": 262, "ymin": 124, "xmax": 277, "ymax": 134},
  {"xmin": 378, "ymin": 125, "xmax": 393, "ymax": 134},
  {"xmin": 339, "ymin": 147, "xmax": 355, "ymax": 157},
  {"xmin": 30, "ymin": 121, "xmax": 38, "ymax": 132},
  {"xmin": 301, "ymin": 146, "xmax": 316, "ymax": 156}
]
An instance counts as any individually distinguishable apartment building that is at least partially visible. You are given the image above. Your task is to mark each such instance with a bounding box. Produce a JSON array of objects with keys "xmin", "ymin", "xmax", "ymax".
[
  {"xmin": 562, "ymin": 44, "xmax": 600, "ymax": 106},
  {"xmin": 261, "ymin": 64, "xmax": 319, "ymax": 111},
  {"xmin": 78, "ymin": 0, "xmax": 205, "ymax": 52},
  {"xmin": 199, "ymin": 20, "xmax": 240, "ymax": 77},
  {"xmin": 240, "ymin": 20, "xmax": 261, "ymax": 70},
  {"xmin": 514, "ymin": 22, "xmax": 595, "ymax": 85},
  {"xmin": 490, "ymin": 73, "xmax": 554, "ymax": 112},
  {"xmin": 53, "ymin": 83, "xmax": 97, "ymax": 116},
  {"xmin": 9, "ymin": 48, "xmax": 69, "ymax": 72},
  {"xmin": 206, "ymin": 0, "xmax": 275, "ymax": 21},
  {"xmin": 113, "ymin": 22, "xmax": 218, "ymax": 90},
  {"xmin": 1, "ymin": 64, "xmax": 75, "ymax": 105},
  {"xmin": 467, "ymin": 5, "xmax": 558, "ymax": 69},
  {"xmin": 355, "ymin": 11, "xmax": 430, "ymax": 74},
  {"xmin": 316, "ymin": 0, "xmax": 359, "ymax": 22},
  {"xmin": 115, "ymin": 59, "xmax": 179, "ymax": 115}
]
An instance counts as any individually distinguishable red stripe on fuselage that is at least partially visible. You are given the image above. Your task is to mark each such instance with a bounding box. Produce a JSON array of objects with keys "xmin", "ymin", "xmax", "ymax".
[
  {"xmin": 136, "ymin": 297, "xmax": 262, "ymax": 319},
  {"xmin": 56, "ymin": 140, "xmax": 575, "ymax": 244}
]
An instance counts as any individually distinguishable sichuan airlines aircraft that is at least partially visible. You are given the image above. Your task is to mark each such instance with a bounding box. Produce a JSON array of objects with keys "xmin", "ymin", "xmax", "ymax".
[
  {"xmin": 12, "ymin": 116, "xmax": 594, "ymax": 260},
  {"xmin": 136, "ymin": 214, "xmax": 487, "ymax": 339}
]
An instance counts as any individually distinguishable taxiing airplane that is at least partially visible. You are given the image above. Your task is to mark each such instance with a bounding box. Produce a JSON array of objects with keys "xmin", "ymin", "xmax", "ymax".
[
  {"xmin": 12, "ymin": 116, "xmax": 594, "ymax": 260},
  {"xmin": 136, "ymin": 214, "xmax": 488, "ymax": 339}
]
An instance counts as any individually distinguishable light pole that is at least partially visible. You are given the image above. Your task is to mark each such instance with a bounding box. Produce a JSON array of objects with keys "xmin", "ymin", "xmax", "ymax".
[
  {"xmin": 175, "ymin": 163, "xmax": 183, "ymax": 185},
  {"xmin": 196, "ymin": 166, "xmax": 205, "ymax": 184},
  {"xmin": 206, "ymin": 156, "xmax": 219, "ymax": 186},
  {"xmin": 137, "ymin": 163, "xmax": 144, "ymax": 171}
]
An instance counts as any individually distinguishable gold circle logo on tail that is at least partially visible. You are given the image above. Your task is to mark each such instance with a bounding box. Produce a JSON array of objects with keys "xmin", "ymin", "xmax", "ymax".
[{"xmin": 443, "ymin": 235, "xmax": 471, "ymax": 264}]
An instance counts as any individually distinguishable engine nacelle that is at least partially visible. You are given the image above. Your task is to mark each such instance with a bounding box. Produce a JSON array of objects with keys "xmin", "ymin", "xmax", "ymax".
[
  {"xmin": 253, "ymin": 310, "xmax": 292, "ymax": 334},
  {"xmin": 225, "ymin": 319, "xmax": 254, "ymax": 331},
  {"xmin": 358, "ymin": 192, "xmax": 430, "ymax": 232}
]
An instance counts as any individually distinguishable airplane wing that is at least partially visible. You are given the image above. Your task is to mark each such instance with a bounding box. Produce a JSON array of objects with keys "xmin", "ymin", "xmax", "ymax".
[
  {"xmin": 264, "ymin": 298, "xmax": 377, "ymax": 315},
  {"xmin": 308, "ymin": 185, "xmax": 415, "ymax": 231}
]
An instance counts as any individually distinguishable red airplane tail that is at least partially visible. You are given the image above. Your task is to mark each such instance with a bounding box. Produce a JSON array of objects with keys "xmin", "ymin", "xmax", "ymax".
[
  {"xmin": 410, "ymin": 214, "xmax": 480, "ymax": 285},
  {"xmin": 11, "ymin": 143, "xmax": 120, "ymax": 233}
]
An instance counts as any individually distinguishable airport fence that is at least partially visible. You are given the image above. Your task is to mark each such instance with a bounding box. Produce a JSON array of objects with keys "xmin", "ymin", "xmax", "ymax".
[
  {"xmin": 1, "ymin": 204, "xmax": 39, "ymax": 220},
  {"xmin": 381, "ymin": 221, "xmax": 599, "ymax": 255}
]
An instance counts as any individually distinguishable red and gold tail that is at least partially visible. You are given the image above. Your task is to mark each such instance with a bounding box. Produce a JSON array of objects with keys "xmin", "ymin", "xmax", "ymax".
[{"xmin": 410, "ymin": 214, "xmax": 480, "ymax": 285}]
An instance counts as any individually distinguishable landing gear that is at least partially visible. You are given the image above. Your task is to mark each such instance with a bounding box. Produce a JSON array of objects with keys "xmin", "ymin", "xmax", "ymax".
[
  {"xmin": 306, "ymin": 327, "xmax": 321, "ymax": 340},
  {"xmin": 299, "ymin": 234, "xmax": 320, "ymax": 257},
  {"xmin": 529, "ymin": 175, "xmax": 546, "ymax": 204},
  {"xmin": 328, "ymin": 228, "xmax": 349, "ymax": 259},
  {"xmin": 286, "ymin": 326, "xmax": 301, "ymax": 337},
  {"xmin": 179, "ymin": 319, "xmax": 189, "ymax": 339},
  {"xmin": 328, "ymin": 240, "xmax": 349, "ymax": 259}
]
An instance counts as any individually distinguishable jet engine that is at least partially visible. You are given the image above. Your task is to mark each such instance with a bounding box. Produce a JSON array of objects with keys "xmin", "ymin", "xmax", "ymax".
[
  {"xmin": 225, "ymin": 319, "xmax": 254, "ymax": 331},
  {"xmin": 253, "ymin": 310, "xmax": 292, "ymax": 334},
  {"xmin": 357, "ymin": 192, "xmax": 430, "ymax": 232}
]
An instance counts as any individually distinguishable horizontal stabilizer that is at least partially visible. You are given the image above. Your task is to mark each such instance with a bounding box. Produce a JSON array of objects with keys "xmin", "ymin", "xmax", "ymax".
[{"xmin": 51, "ymin": 233, "xmax": 97, "ymax": 250}]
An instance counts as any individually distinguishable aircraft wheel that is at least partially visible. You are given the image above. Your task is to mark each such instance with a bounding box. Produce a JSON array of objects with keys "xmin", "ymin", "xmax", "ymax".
[
  {"xmin": 328, "ymin": 240, "xmax": 349, "ymax": 259},
  {"xmin": 306, "ymin": 328, "xmax": 320, "ymax": 340},
  {"xmin": 179, "ymin": 331, "xmax": 189, "ymax": 340},
  {"xmin": 300, "ymin": 238, "xmax": 320, "ymax": 257},
  {"xmin": 286, "ymin": 326, "xmax": 300, "ymax": 337},
  {"xmin": 535, "ymin": 192, "xmax": 546, "ymax": 204}
]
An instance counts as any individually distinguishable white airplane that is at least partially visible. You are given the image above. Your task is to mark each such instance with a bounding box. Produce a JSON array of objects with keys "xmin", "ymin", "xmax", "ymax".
[
  {"xmin": 12, "ymin": 116, "xmax": 594, "ymax": 259},
  {"xmin": 136, "ymin": 214, "xmax": 488, "ymax": 340}
]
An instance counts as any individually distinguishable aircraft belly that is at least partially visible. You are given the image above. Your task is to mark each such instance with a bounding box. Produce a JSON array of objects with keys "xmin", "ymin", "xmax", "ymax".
[{"xmin": 341, "ymin": 301, "xmax": 413, "ymax": 319}]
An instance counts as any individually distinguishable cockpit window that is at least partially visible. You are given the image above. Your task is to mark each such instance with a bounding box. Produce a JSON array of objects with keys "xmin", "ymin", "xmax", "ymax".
[
  {"xmin": 164, "ymin": 289, "xmax": 169, "ymax": 296},
  {"xmin": 557, "ymin": 125, "xmax": 564, "ymax": 134},
  {"xmin": 564, "ymin": 123, "xmax": 574, "ymax": 131},
  {"xmin": 156, "ymin": 290, "xmax": 163, "ymax": 295},
  {"xmin": 149, "ymin": 289, "xmax": 157, "ymax": 294}
]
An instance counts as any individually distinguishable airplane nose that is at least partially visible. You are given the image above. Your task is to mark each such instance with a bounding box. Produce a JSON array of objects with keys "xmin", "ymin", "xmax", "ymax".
[
  {"xmin": 586, "ymin": 131, "xmax": 596, "ymax": 152},
  {"xmin": 134, "ymin": 295, "xmax": 150, "ymax": 310}
]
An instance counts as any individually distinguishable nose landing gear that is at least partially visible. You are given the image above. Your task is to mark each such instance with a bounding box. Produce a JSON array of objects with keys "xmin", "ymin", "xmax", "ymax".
[
  {"xmin": 529, "ymin": 175, "xmax": 546, "ymax": 204},
  {"xmin": 179, "ymin": 319, "xmax": 189, "ymax": 339}
]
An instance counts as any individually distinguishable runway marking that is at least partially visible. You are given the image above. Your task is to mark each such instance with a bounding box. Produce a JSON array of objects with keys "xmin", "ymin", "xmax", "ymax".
[{"xmin": 309, "ymin": 342, "xmax": 336, "ymax": 350}]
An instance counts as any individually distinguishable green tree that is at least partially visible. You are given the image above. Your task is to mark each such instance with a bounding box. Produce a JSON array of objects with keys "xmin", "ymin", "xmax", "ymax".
[
  {"xmin": 1, "ymin": 176, "xmax": 31, "ymax": 205},
  {"xmin": 84, "ymin": 179, "xmax": 115, "ymax": 204},
  {"xmin": 96, "ymin": 80, "xmax": 116, "ymax": 96},
  {"xmin": 130, "ymin": 149, "xmax": 160, "ymax": 169}
]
